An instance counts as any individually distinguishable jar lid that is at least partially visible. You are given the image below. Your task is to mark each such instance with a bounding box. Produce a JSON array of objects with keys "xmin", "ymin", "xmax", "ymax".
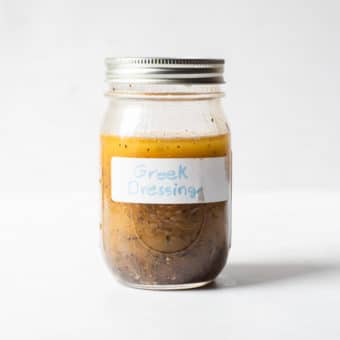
[{"xmin": 105, "ymin": 57, "xmax": 225, "ymax": 84}]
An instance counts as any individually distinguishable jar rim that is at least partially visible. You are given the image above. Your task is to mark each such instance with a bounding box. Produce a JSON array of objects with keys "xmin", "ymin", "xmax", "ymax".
[{"xmin": 105, "ymin": 83, "xmax": 225, "ymax": 99}]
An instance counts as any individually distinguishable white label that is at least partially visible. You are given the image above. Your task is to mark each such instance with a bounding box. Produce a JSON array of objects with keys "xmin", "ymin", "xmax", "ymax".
[{"xmin": 111, "ymin": 157, "xmax": 229, "ymax": 204}]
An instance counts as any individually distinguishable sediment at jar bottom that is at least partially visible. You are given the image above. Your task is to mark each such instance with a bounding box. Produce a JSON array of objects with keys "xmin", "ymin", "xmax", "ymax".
[{"xmin": 102, "ymin": 201, "xmax": 228, "ymax": 285}]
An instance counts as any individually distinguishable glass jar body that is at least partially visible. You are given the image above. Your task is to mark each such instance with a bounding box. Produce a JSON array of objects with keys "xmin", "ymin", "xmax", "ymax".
[{"xmin": 100, "ymin": 87, "xmax": 231, "ymax": 289}]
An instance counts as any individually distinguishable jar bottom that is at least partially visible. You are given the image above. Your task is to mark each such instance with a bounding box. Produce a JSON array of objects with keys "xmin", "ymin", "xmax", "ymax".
[{"xmin": 122, "ymin": 280, "xmax": 214, "ymax": 291}]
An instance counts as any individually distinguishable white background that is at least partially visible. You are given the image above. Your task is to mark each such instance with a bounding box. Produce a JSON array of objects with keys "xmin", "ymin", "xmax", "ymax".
[{"xmin": 0, "ymin": 1, "xmax": 339, "ymax": 339}]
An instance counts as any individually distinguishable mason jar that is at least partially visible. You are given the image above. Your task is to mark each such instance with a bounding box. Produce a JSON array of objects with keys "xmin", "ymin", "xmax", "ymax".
[{"xmin": 100, "ymin": 57, "xmax": 231, "ymax": 289}]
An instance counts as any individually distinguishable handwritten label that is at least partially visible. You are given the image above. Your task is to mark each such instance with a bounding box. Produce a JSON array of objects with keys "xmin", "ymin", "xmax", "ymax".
[{"xmin": 111, "ymin": 157, "xmax": 229, "ymax": 204}]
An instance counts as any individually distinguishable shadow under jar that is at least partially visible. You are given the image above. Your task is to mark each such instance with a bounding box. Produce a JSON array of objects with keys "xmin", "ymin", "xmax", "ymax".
[{"xmin": 100, "ymin": 57, "xmax": 232, "ymax": 290}]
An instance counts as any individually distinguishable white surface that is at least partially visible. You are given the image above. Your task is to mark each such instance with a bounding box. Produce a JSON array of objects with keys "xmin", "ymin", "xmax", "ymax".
[{"xmin": 0, "ymin": 192, "xmax": 339, "ymax": 339}]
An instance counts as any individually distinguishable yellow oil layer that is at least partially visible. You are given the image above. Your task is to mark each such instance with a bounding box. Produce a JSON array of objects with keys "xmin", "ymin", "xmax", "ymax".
[
  {"xmin": 100, "ymin": 134, "xmax": 230, "ymax": 159},
  {"xmin": 101, "ymin": 134, "xmax": 230, "ymax": 207}
]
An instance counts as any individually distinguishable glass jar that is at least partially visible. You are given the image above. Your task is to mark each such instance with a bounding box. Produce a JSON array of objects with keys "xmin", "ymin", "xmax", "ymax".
[{"xmin": 100, "ymin": 58, "xmax": 231, "ymax": 289}]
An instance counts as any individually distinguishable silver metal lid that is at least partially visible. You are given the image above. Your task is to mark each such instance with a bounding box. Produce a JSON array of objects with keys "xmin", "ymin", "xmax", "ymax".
[{"xmin": 105, "ymin": 57, "xmax": 225, "ymax": 84}]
